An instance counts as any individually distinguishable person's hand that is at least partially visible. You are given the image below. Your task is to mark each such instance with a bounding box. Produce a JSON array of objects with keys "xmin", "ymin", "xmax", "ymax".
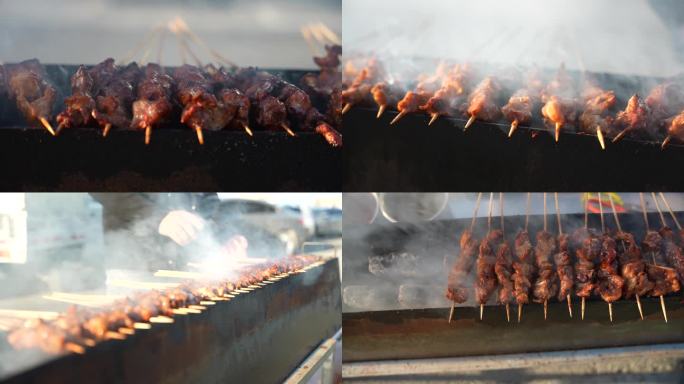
[
  {"xmin": 158, "ymin": 210, "xmax": 205, "ymax": 246},
  {"xmin": 223, "ymin": 235, "xmax": 249, "ymax": 258}
]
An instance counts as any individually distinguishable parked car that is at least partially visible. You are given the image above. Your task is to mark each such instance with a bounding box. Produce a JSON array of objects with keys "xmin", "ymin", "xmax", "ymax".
[
  {"xmin": 214, "ymin": 199, "xmax": 310, "ymax": 256},
  {"xmin": 313, "ymin": 208, "xmax": 342, "ymax": 237}
]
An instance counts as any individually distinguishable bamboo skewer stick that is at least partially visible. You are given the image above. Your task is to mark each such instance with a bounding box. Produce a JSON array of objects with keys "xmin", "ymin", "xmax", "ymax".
[
  {"xmin": 609, "ymin": 194, "xmax": 643, "ymax": 320},
  {"xmin": 659, "ymin": 193, "xmax": 682, "ymax": 230},
  {"xmin": 555, "ymin": 193, "xmax": 572, "ymax": 318},
  {"xmin": 640, "ymin": 193, "xmax": 668, "ymax": 323},
  {"xmin": 481, "ymin": 192, "xmax": 495, "ymax": 320}
]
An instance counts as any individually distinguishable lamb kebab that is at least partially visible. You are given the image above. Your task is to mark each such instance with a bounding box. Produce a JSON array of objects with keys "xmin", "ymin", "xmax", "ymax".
[
  {"xmin": 607, "ymin": 194, "xmax": 651, "ymax": 320},
  {"xmin": 611, "ymin": 94, "xmax": 651, "ymax": 143},
  {"xmin": 446, "ymin": 192, "xmax": 482, "ymax": 322},
  {"xmin": 4, "ymin": 59, "xmax": 57, "ymax": 135},
  {"xmin": 572, "ymin": 226, "xmax": 600, "ymax": 320},
  {"xmin": 639, "ymin": 193, "xmax": 679, "ymax": 322},
  {"xmin": 494, "ymin": 193, "xmax": 514, "ymax": 322},
  {"xmin": 370, "ymin": 82, "xmax": 403, "ymax": 119},
  {"xmin": 390, "ymin": 62, "xmax": 450, "ymax": 125},
  {"xmin": 421, "ymin": 64, "xmax": 473, "ymax": 126},
  {"xmin": 211, "ymin": 67, "xmax": 253, "ymax": 136},
  {"xmin": 55, "ymin": 58, "xmax": 117, "ymax": 134},
  {"xmin": 652, "ymin": 193, "xmax": 684, "ymax": 289},
  {"xmin": 658, "ymin": 193, "xmax": 684, "ymax": 246},
  {"xmin": 502, "ymin": 69, "xmax": 544, "ymax": 137},
  {"xmin": 661, "ymin": 109, "xmax": 684, "ymax": 149},
  {"xmin": 512, "ymin": 193, "xmax": 535, "ymax": 322},
  {"xmin": 554, "ymin": 193, "xmax": 574, "ymax": 317},
  {"xmin": 341, "ymin": 58, "xmax": 385, "ymax": 114},
  {"xmin": 131, "ymin": 63, "xmax": 177, "ymax": 144},
  {"xmin": 540, "ymin": 65, "xmax": 578, "ymax": 142},
  {"xmin": 596, "ymin": 230, "xmax": 624, "ymax": 322},
  {"xmin": 475, "ymin": 193, "xmax": 502, "ymax": 320},
  {"xmin": 533, "ymin": 193, "xmax": 559, "ymax": 320},
  {"xmin": 173, "ymin": 64, "xmax": 234, "ymax": 144},
  {"xmin": 578, "ymin": 82, "xmax": 616, "ymax": 149},
  {"xmin": 92, "ymin": 62, "xmax": 141, "ymax": 137},
  {"xmin": 463, "ymin": 77, "xmax": 501, "ymax": 130}
]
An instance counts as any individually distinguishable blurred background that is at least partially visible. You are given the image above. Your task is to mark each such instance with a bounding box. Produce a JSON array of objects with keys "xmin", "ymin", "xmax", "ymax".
[
  {"xmin": 0, "ymin": 192, "xmax": 341, "ymax": 297},
  {"xmin": 0, "ymin": 0, "xmax": 341, "ymax": 68},
  {"xmin": 343, "ymin": 0, "xmax": 684, "ymax": 77}
]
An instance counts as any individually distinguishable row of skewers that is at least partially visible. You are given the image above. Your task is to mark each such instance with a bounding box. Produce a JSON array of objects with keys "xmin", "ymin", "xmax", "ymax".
[
  {"xmin": 4, "ymin": 255, "xmax": 323, "ymax": 355},
  {"xmin": 0, "ymin": 45, "xmax": 342, "ymax": 147},
  {"xmin": 446, "ymin": 192, "xmax": 684, "ymax": 323},
  {"xmin": 342, "ymin": 58, "xmax": 684, "ymax": 149}
]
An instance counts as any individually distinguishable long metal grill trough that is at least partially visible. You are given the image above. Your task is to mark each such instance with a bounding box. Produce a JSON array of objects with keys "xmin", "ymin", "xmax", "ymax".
[
  {"xmin": 0, "ymin": 258, "xmax": 341, "ymax": 384},
  {"xmin": 0, "ymin": 65, "xmax": 341, "ymax": 191}
]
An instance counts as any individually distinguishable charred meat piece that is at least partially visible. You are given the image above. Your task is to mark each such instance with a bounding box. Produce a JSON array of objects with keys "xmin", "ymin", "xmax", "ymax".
[
  {"xmin": 314, "ymin": 44, "xmax": 342, "ymax": 70},
  {"xmin": 131, "ymin": 64, "xmax": 176, "ymax": 136},
  {"xmin": 659, "ymin": 227, "xmax": 684, "ymax": 287},
  {"xmin": 512, "ymin": 230, "xmax": 536, "ymax": 305},
  {"xmin": 554, "ymin": 233, "xmax": 574, "ymax": 302},
  {"xmin": 572, "ymin": 228, "xmax": 600, "ymax": 298},
  {"xmin": 597, "ymin": 233, "xmax": 624, "ymax": 303},
  {"xmin": 173, "ymin": 65, "xmax": 231, "ymax": 132},
  {"xmin": 533, "ymin": 230, "xmax": 559, "ymax": 304},
  {"xmin": 643, "ymin": 231, "xmax": 681, "ymax": 297},
  {"xmin": 612, "ymin": 94, "xmax": 652, "ymax": 142},
  {"xmin": 616, "ymin": 231, "xmax": 654, "ymax": 298},
  {"xmin": 466, "ymin": 77, "xmax": 501, "ymax": 122},
  {"xmin": 446, "ymin": 230, "xmax": 479, "ymax": 303},
  {"xmin": 256, "ymin": 96, "xmax": 288, "ymax": 131},
  {"xmin": 495, "ymin": 241, "xmax": 514, "ymax": 306},
  {"xmin": 93, "ymin": 62, "xmax": 141, "ymax": 131},
  {"xmin": 5, "ymin": 59, "xmax": 57, "ymax": 129},
  {"xmin": 475, "ymin": 230, "xmax": 503, "ymax": 305}
]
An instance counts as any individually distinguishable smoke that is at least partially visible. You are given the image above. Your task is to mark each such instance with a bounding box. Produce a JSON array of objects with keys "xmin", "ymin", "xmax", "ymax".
[
  {"xmin": 342, "ymin": 193, "xmax": 684, "ymax": 313},
  {"xmin": 0, "ymin": 0, "xmax": 340, "ymax": 68},
  {"xmin": 0, "ymin": 192, "xmax": 339, "ymax": 380},
  {"xmin": 343, "ymin": 0, "xmax": 684, "ymax": 77}
]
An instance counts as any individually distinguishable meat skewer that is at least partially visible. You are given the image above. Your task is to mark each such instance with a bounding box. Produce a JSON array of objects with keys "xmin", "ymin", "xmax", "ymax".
[
  {"xmin": 594, "ymin": 193, "xmax": 624, "ymax": 322},
  {"xmin": 56, "ymin": 59, "xmax": 116, "ymax": 134},
  {"xmin": 446, "ymin": 192, "xmax": 483, "ymax": 323},
  {"xmin": 652, "ymin": 193, "xmax": 684, "ymax": 292},
  {"xmin": 5, "ymin": 59, "xmax": 57, "ymax": 135},
  {"xmin": 502, "ymin": 70, "xmax": 543, "ymax": 138},
  {"xmin": 390, "ymin": 62, "xmax": 452, "ymax": 125},
  {"xmin": 540, "ymin": 65, "xmax": 577, "ymax": 142},
  {"xmin": 464, "ymin": 77, "xmax": 501, "ymax": 130},
  {"xmin": 92, "ymin": 62, "xmax": 141, "ymax": 137},
  {"xmin": 476, "ymin": 193, "xmax": 501, "ymax": 320},
  {"xmin": 661, "ymin": 109, "xmax": 684, "ymax": 149},
  {"xmin": 532, "ymin": 193, "xmax": 559, "ymax": 320},
  {"xmin": 578, "ymin": 82, "xmax": 616, "ymax": 149},
  {"xmin": 609, "ymin": 195, "xmax": 650, "ymax": 320},
  {"xmin": 611, "ymin": 94, "xmax": 651, "ymax": 143},
  {"xmin": 494, "ymin": 193, "xmax": 514, "ymax": 322},
  {"xmin": 572, "ymin": 197, "xmax": 600, "ymax": 320},
  {"xmin": 512, "ymin": 192, "xmax": 535, "ymax": 322},
  {"xmin": 421, "ymin": 64, "xmax": 472, "ymax": 126},
  {"xmin": 554, "ymin": 193, "xmax": 574, "ymax": 318},
  {"xmin": 131, "ymin": 63, "xmax": 176, "ymax": 144},
  {"xmin": 639, "ymin": 193, "xmax": 678, "ymax": 322},
  {"xmin": 172, "ymin": 64, "xmax": 232, "ymax": 144}
]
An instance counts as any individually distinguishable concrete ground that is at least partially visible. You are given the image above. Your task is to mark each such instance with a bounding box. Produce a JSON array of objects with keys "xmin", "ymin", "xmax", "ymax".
[{"xmin": 343, "ymin": 343, "xmax": 684, "ymax": 383}]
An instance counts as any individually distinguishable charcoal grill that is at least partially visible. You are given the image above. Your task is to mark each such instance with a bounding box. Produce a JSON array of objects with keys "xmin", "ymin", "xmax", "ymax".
[
  {"xmin": 342, "ymin": 210, "xmax": 684, "ymax": 362},
  {"xmin": 0, "ymin": 65, "xmax": 340, "ymax": 191},
  {"xmin": 343, "ymin": 66, "xmax": 684, "ymax": 192},
  {"xmin": 0, "ymin": 257, "xmax": 341, "ymax": 384}
]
